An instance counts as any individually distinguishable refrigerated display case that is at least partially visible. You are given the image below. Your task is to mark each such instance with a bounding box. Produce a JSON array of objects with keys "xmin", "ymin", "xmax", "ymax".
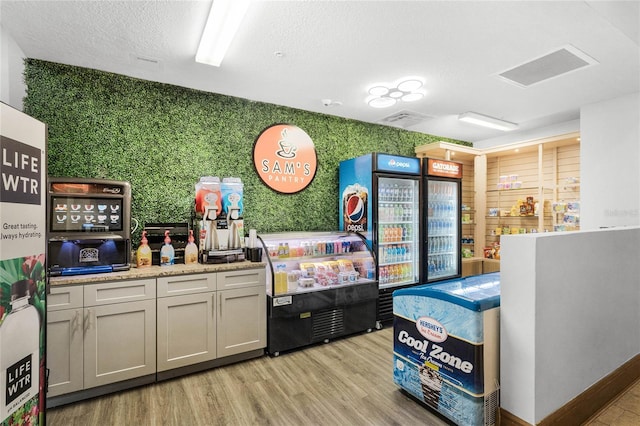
[
  {"xmin": 259, "ymin": 231, "xmax": 377, "ymax": 356},
  {"xmin": 339, "ymin": 153, "xmax": 421, "ymax": 326},
  {"xmin": 423, "ymin": 158, "xmax": 463, "ymax": 282}
]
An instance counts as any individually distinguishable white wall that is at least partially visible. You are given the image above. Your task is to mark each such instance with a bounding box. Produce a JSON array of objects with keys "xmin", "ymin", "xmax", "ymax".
[
  {"xmin": 473, "ymin": 118, "xmax": 580, "ymax": 150},
  {"xmin": 500, "ymin": 227, "xmax": 640, "ymax": 424},
  {"xmin": 0, "ymin": 24, "xmax": 27, "ymax": 111},
  {"xmin": 580, "ymin": 92, "xmax": 640, "ymax": 230}
]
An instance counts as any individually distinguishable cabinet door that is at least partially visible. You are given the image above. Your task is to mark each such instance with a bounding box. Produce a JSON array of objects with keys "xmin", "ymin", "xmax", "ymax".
[
  {"xmin": 217, "ymin": 268, "xmax": 265, "ymax": 291},
  {"xmin": 217, "ymin": 286, "xmax": 266, "ymax": 358},
  {"xmin": 84, "ymin": 279, "xmax": 155, "ymax": 306},
  {"xmin": 46, "ymin": 309, "xmax": 84, "ymax": 397},
  {"xmin": 48, "ymin": 285, "xmax": 83, "ymax": 312},
  {"xmin": 83, "ymin": 300, "xmax": 156, "ymax": 389},
  {"xmin": 157, "ymin": 273, "xmax": 216, "ymax": 298},
  {"xmin": 156, "ymin": 292, "xmax": 216, "ymax": 372}
]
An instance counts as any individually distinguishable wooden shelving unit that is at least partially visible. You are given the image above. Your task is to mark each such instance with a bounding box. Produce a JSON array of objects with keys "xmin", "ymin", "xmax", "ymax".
[{"xmin": 416, "ymin": 133, "xmax": 580, "ymax": 270}]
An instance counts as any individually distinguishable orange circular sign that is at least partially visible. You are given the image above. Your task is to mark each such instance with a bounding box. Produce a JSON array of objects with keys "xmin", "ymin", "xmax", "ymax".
[{"xmin": 253, "ymin": 124, "xmax": 318, "ymax": 194}]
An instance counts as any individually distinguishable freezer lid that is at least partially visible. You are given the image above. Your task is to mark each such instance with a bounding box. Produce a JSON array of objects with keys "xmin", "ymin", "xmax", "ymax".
[{"xmin": 393, "ymin": 272, "xmax": 500, "ymax": 311}]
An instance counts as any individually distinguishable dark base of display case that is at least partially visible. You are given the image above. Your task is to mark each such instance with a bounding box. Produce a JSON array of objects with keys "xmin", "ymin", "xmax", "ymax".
[
  {"xmin": 267, "ymin": 281, "xmax": 377, "ymax": 355},
  {"xmin": 377, "ymin": 284, "xmax": 420, "ymax": 327}
]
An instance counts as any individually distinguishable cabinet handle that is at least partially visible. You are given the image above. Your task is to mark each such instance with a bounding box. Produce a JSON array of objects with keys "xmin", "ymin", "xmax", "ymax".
[
  {"xmin": 72, "ymin": 310, "xmax": 80, "ymax": 335},
  {"xmin": 84, "ymin": 309, "xmax": 90, "ymax": 334},
  {"xmin": 219, "ymin": 294, "xmax": 222, "ymax": 317},
  {"xmin": 212, "ymin": 294, "xmax": 216, "ymax": 318}
]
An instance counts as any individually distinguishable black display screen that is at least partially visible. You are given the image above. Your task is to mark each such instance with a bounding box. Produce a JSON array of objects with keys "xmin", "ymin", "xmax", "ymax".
[{"xmin": 51, "ymin": 196, "xmax": 123, "ymax": 232}]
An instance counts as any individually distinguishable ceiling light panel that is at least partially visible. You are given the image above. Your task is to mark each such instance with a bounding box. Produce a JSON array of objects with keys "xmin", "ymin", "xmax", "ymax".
[
  {"xmin": 458, "ymin": 112, "xmax": 518, "ymax": 131},
  {"xmin": 196, "ymin": 0, "xmax": 250, "ymax": 67}
]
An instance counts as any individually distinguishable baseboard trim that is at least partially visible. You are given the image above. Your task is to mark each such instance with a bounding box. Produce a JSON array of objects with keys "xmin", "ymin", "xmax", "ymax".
[{"xmin": 499, "ymin": 353, "xmax": 640, "ymax": 426}]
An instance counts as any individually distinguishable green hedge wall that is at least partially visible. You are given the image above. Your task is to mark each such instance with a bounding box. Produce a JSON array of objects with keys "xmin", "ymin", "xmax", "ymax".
[{"xmin": 23, "ymin": 59, "xmax": 470, "ymax": 243}]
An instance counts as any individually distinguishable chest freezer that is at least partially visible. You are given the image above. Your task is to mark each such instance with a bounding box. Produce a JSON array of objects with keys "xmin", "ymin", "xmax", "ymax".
[{"xmin": 392, "ymin": 273, "xmax": 500, "ymax": 426}]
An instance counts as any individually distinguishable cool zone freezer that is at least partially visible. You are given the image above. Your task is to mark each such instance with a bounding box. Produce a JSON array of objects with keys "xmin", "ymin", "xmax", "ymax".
[{"xmin": 392, "ymin": 273, "xmax": 500, "ymax": 426}]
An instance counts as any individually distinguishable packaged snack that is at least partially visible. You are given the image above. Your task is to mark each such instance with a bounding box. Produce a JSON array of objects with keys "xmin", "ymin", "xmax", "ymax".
[
  {"xmin": 337, "ymin": 259, "xmax": 355, "ymax": 272},
  {"xmin": 299, "ymin": 262, "xmax": 316, "ymax": 277},
  {"xmin": 322, "ymin": 261, "xmax": 339, "ymax": 274},
  {"xmin": 298, "ymin": 277, "xmax": 315, "ymax": 288},
  {"xmin": 287, "ymin": 270, "xmax": 302, "ymax": 292}
]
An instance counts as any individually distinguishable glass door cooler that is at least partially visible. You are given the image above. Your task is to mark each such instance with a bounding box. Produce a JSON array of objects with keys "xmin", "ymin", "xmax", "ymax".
[
  {"xmin": 259, "ymin": 231, "xmax": 377, "ymax": 356},
  {"xmin": 423, "ymin": 158, "xmax": 463, "ymax": 282},
  {"xmin": 339, "ymin": 153, "xmax": 421, "ymax": 326}
]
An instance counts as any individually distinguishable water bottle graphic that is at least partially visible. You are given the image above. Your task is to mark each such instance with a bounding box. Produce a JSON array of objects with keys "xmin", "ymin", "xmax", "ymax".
[{"xmin": 1, "ymin": 280, "xmax": 40, "ymax": 420}]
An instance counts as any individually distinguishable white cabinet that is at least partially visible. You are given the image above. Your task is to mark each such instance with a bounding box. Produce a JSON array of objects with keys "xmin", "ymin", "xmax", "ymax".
[
  {"xmin": 46, "ymin": 286, "xmax": 84, "ymax": 397},
  {"xmin": 47, "ymin": 279, "xmax": 156, "ymax": 400},
  {"xmin": 216, "ymin": 269, "xmax": 266, "ymax": 358},
  {"xmin": 47, "ymin": 266, "xmax": 266, "ymax": 402},
  {"xmin": 156, "ymin": 270, "xmax": 266, "ymax": 370},
  {"xmin": 82, "ymin": 279, "xmax": 156, "ymax": 389},
  {"xmin": 156, "ymin": 274, "xmax": 217, "ymax": 372}
]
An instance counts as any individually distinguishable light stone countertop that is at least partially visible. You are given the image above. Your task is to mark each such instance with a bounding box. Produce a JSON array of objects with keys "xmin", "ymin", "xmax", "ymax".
[{"xmin": 48, "ymin": 261, "xmax": 267, "ymax": 286}]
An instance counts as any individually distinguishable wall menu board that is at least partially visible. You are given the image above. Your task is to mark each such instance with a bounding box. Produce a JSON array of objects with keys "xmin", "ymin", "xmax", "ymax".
[{"xmin": 50, "ymin": 196, "xmax": 123, "ymax": 232}]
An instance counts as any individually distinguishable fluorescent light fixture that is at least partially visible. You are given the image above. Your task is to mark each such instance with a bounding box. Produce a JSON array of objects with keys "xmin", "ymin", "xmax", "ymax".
[
  {"xmin": 196, "ymin": 0, "xmax": 250, "ymax": 67},
  {"xmin": 458, "ymin": 111, "xmax": 518, "ymax": 131}
]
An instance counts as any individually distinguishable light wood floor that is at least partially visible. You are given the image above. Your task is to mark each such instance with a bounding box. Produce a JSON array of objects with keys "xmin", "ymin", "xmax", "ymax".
[
  {"xmin": 46, "ymin": 327, "xmax": 638, "ymax": 426},
  {"xmin": 47, "ymin": 327, "xmax": 453, "ymax": 426},
  {"xmin": 583, "ymin": 377, "xmax": 640, "ymax": 426}
]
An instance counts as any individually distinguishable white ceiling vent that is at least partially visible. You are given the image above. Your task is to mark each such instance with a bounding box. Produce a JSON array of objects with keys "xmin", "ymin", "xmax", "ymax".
[
  {"xmin": 497, "ymin": 45, "xmax": 599, "ymax": 88},
  {"xmin": 378, "ymin": 110, "xmax": 433, "ymax": 128}
]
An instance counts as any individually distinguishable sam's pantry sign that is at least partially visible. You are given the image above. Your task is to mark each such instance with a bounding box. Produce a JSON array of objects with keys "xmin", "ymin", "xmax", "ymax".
[{"xmin": 253, "ymin": 124, "xmax": 318, "ymax": 194}]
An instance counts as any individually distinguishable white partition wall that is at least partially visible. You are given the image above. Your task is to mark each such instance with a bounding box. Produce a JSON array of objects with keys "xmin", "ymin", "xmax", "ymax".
[
  {"xmin": 580, "ymin": 92, "xmax": 640, "ymax": 230},
  {"xmin": 500, "ymin": 227, "xmax": 640, "ymax": 424}
]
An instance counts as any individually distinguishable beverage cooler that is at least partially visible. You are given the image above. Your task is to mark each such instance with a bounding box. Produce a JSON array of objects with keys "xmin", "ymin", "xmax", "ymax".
[
  {"xmin": 258, "ymin": 231, "xmax": 377, "ymax": 356},
  {"xmin": 339, "ymin": 153, "xmax": 421, "ymax": 326},
  {"xmin": 423, "ymin": 158, "xmax": 463, "ymax": 283},
  {"xmin": 393, "ymin": 272, "xmax": 501, "ymax": 426}
]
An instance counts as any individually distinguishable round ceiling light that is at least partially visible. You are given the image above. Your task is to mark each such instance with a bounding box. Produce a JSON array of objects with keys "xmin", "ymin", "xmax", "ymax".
[
  {"xmin": 401, "ymin": 93, "xmax": 424, "ymax": 102},
  {"xmin": 368, "ymin": 97, "xmax": 397, "ymax": 108},
  {"xmin": 397, "ymin": 79, "xmax": 423, "ymax": 92},
  {"xmin": 368, "ymin": 86, "xmax": 389, "ymax": 96}
]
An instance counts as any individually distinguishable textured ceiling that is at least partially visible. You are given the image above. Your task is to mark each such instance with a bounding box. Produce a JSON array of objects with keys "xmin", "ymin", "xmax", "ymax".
[{"xmin": 1, "ymin": 0, "xmax": 638, "ymax": 144}]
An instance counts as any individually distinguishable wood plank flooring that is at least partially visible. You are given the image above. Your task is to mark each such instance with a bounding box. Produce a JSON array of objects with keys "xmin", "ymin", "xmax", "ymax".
[{"xmin": 46, "ymin": 327, "xmax": 452, "ymax": 425}]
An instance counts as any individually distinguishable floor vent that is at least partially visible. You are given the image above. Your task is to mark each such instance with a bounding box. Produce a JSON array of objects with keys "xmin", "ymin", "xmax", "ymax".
[
  {"xmin": 378, "ymin": 291, "xmax": 394, "ymax": 322},
  {"xmin": 484, "ymin": 390, "xmax": 500, "ymax": 426},
  {"xmin": 497, "ymin": 45, "xmax": 598, "ymax": 88},
  {"xmin": 312, "ymin": 308, "xmax": 344, "ymax": 340}
]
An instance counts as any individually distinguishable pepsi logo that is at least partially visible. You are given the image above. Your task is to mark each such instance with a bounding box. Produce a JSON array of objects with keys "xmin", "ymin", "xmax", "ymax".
[{"xmin": 346, "ymin": 194, "xmax": 364, "ymax": 222}]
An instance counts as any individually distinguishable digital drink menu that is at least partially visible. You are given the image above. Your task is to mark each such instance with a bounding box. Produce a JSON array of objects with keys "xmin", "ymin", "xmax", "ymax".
[{"xmin": 51, "ymin": 196, "xmax": 123, "ymax": 232}]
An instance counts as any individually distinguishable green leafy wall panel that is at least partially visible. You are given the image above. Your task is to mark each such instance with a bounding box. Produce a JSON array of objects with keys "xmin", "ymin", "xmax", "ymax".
[{"xmin": 23, "ymin": 60, "xmax": 470, "ymax": 242}]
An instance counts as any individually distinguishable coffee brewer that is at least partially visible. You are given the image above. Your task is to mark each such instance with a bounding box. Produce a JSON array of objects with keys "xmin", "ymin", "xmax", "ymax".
[{"xmin": 47, "ymin": 178, "xmax": 132, "ymax": 276}]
